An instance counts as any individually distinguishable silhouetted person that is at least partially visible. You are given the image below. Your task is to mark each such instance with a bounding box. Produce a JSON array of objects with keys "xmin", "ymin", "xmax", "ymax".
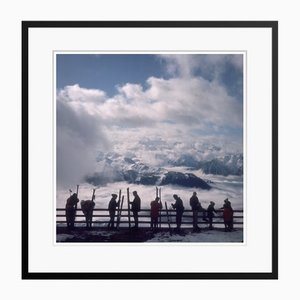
[
  {"xmin": 150, "ymin": 197, "xmax": 162, "ymax": 231},
  {"xmin": 80, "ymin": 194, "xmax": 95, "ymax": 228},
  {"xmin": 108, "ymin": 194, "xmax": 120, "ymax": 229},
  {"xmin": 189, "ymin": 191, "xmax": 203, "ymax": 231},
  {"xmin": 171, "ymin": 194, "xmax": 185, "ymax": 232},
  {"xmin": 206, "ymin": 201, "xmax": 216, "ymax": 229},
  {"xmin": 65, "ymin": 193, "xmax": 79, "ymax": 228},
  {"xmin": 130, "ymin": 191, "xmax": 141, "ymax": 228},
  {"xmin": 221, "ymin": 198, "xmax": 234, "ymax": 231}
]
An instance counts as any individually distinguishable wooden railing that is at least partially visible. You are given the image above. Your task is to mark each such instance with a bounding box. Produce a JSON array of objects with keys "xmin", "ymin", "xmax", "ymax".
[{"xmin": 56, "ymin": 208, "xmax": 243, "ymax": 228}]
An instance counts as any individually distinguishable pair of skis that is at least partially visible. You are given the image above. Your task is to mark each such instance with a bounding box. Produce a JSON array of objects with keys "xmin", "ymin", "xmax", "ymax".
[
  {"xmin": 155, "ymin": 186, "xmax": 171, "ymax": 235},
  {"xmin": 156, "ymin": 187, "xmax": 162, "ymax": 228},
  {"xmin": 127, "ymin": 188, "xmax": 131, "ymax": 229},
  {"xmin": 164, "ymin": 201, "xmax": 172, "ymax": 235},
  {"xmin": 116, "ymin": 189, "xmax": 124, "ymax": 229}
]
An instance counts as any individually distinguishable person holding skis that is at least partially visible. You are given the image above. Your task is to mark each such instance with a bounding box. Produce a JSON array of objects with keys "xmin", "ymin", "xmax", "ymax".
[
  {"xmin": 65, "ymin": 193, "xmax": 79, "ymax": 229},
  {"xmin": 130, "ymin": 191, "xmax": 141, "ymax": 229},
  {"xmin": 171, "ymin": 194, "xmax": 185, "ymax": 232},
  {"xmin": 108, "ymin": 194, "xmax": 120, "ymax": 229},
  {"xmin": 189, "ymin": 191, "xmax": 203, "ymax": 231},
  {"xmin": 206, "ymin": 201, "xmax": 217, "ymax": 229},
  {"xmin": 150, "ymin": 197, "xmax": 162, "ymax": 231}
]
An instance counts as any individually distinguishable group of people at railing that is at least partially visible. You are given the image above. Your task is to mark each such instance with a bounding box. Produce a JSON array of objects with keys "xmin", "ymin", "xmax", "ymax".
[
  {"xmin": 167, "ymin": 192, "xmax": 234, "ymax": 232},
  {"xmin": 65, "ymin": 189, "xmax": 235, "ymax": 232}
]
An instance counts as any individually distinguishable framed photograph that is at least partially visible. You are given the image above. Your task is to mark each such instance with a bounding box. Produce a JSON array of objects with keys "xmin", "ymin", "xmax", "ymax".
[{"xmin": 22, "ymin": 21, "xmax": 278, "ymax": 279}]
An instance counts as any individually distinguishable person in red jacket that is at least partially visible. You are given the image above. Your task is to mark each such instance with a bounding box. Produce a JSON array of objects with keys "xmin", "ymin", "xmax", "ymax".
[
  {"xmin": 221, "ymin": 198, "xmax": 234, "ymax": 231},
  {"xmin": 150, "ymin": 197, "xmax": 162, "ymax": 231}
]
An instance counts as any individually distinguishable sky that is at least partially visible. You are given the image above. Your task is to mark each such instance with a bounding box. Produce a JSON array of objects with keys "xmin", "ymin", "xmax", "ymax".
[{"xmin": 56, "ymin": 54, "xmax": 244, "ymax": 188}]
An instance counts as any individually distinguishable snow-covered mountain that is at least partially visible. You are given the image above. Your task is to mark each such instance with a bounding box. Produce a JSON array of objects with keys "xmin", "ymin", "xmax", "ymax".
[
  {"xmin": 172, "ymin": 153, "xmax": 243, "ymax": 176},
  {"xmin": 84, "ymin": 150, "xmax": 243, "ymax": 188},
  {"xmin": 199, "ymin": 154, "xmax": 243, "ymax": 176}
]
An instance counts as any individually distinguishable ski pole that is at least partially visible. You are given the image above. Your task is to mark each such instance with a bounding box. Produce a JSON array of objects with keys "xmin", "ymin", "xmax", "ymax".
[
  {"xmin": 127, "ymin": 188, "xmax": 131, "ymax": 229},
  {"xmin": 71, "ymin": 185, "xmax": 79, "ymax": 228}
]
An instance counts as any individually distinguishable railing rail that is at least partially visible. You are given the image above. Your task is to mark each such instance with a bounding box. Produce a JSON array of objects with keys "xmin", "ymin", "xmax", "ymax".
[{"xmin": 57, "ymin": 208, "xmax": 243, "ymax": 227}]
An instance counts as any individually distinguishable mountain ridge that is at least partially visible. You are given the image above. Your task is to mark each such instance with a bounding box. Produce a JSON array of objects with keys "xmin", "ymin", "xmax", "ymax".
[{"xmin": 84, "ymin": 151, "xmax": 243, "ymax": 188}]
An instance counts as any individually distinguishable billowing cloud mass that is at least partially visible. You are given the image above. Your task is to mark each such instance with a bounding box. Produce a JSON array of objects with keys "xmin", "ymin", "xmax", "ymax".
[
  {"xmin": 57, "ymin": 54, "xmax": 243, "ymax": 187},
  {"xmin": 56, "ymin": 86, "xmax": 110, "ymax": 188}
]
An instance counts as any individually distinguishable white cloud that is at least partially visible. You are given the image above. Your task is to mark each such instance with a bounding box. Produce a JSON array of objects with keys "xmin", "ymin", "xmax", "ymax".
[
  {"xmin": 117, "ymin": 83, "xmax": 144, "ymax": 100},
  {"xmin": 57, "ymin": 55, "xmax": 243, "ymax": 130},
  {"xmin": 160, "ymin": 54, "xmax": 196, "ymax": 77},
  {"xmin": 145, "ymin": 76, "xmax": 242, "ymax": 128},
  {"xmin": 56, "ymin": 90, "xmax": 111, "ymax": 188},
  {"xmin": 66, "ymin": 77, "xmax": 242, "ymax": 130},
  {"xmin": 58, "ymin": 84, "xmax": 106, "ymax": 103}
]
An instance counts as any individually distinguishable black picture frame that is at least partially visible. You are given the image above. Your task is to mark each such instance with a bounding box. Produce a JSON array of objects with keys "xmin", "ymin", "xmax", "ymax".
[{"xmin": 22, "ymin": 20, "xmax": 278, "ymax": 280}]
